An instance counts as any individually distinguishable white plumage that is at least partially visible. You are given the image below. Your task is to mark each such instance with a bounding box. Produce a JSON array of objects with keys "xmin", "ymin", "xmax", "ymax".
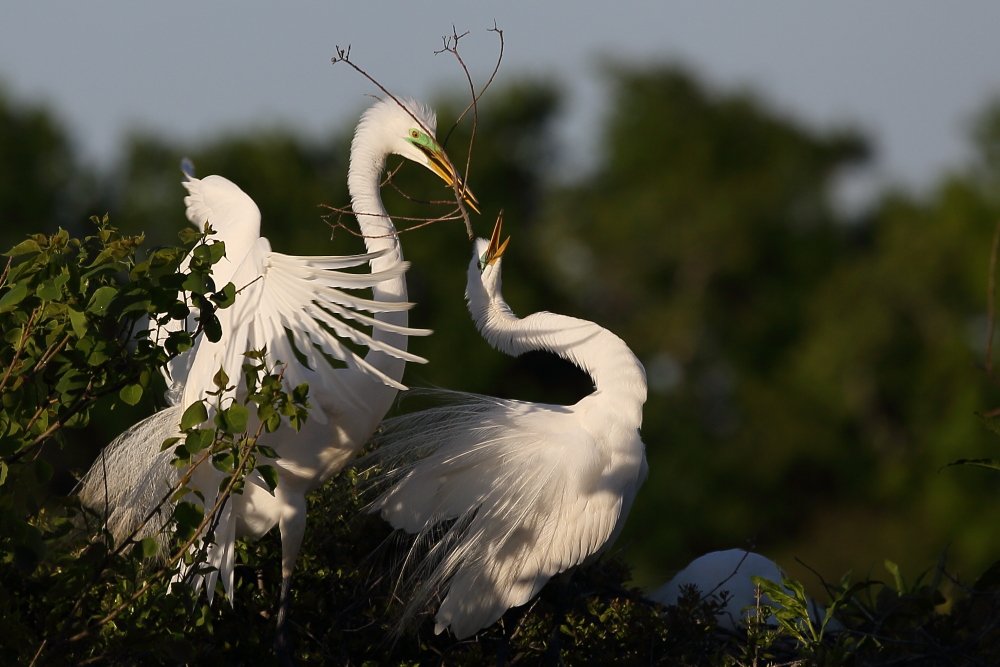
[
  {"xmin": 79, "ymin": 97, "xmax": 477, "ymax": 649},
  {"xmin": 651, "ymin": 549, "xmax": 834, "ymax": 631},
  {"xmin": 362, "ymin": 214, "xmax": 648, "ymax": 639}
]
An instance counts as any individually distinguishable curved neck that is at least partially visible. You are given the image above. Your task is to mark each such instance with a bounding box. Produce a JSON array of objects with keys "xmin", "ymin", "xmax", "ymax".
[
  {"xmin": 347, "ymin": 135, "xmax": 407, "ymax": 382},
  {"xmin": 468, "ymin": 283, "xmax": 646, "ymax": 427}
]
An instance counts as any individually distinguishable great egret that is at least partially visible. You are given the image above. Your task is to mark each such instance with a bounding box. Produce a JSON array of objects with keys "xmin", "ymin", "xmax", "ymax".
[
  {"xmin": 79, "ymin": 96, "xmax": 477, "ymax": 659},
  {"xmin": 651, "ymin": 549, "xmax": 833, "ymax": 631},
  {"xmin": 362, "ymin": 213, "xmax": 648, "ymax": 639}
]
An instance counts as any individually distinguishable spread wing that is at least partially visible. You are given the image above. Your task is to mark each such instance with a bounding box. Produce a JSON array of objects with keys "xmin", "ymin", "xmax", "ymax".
[{"xmin": 163, "ymin": 173, "xmax": 430, "ymax": 422}]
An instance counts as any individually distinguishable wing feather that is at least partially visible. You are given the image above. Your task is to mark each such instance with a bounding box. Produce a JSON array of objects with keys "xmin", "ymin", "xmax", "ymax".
[
  {"xmin": 177, "ymin": 236, "xmax": 432, "ymax": 415},
  {"xmin": 361, "ymin": 391, "xmax": 645, "ymax": 639}
]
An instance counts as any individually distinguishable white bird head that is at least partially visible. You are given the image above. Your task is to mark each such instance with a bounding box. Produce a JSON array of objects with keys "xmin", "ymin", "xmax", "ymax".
[
  {"xmin": 353, "ymin": 96, "xmax": 479, "ymax": 211},
  {"xmin": 468, "ymin": 210, "xmax": 510, "ymax": 301}
]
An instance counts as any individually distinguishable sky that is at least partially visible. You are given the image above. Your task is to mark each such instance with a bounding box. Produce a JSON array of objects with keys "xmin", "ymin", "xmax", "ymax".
[{"xmin": 2, "ymin": 1, "xmax": 1000, "ymax": 204}]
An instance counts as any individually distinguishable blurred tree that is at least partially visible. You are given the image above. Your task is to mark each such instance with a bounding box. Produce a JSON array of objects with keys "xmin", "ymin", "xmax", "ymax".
[
  {"xmin": 0, "ymin": 84, "xmax": 92, "ymax": 251},
  {"xmin": 538, "ymin": 65, "xmax": 1000, "ymax": 591}
]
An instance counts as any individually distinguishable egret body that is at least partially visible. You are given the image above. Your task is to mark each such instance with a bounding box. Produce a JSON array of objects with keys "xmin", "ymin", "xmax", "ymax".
[
  {"xmin": 364, "ymin": 214, "xmax": 648, "ymax": 638},
  {"xmin": 80, "ymin": 97, "xmax": 476, "ymax": 658}
]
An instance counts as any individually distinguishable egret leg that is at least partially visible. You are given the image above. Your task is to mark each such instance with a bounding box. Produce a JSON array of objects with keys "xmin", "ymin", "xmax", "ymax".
[
  {"xmin": 495, "ymin": 604, "xmax": 528, "ymax": 667},
  {"xmin": 275, "ymin": 574, "xmax": 296, "ymax": 667},
  {"xmin": 273, "ymin": 490, "xmax": 307, "ymax": 667},
  {"xmin": 543, "ymin": 573, "xmax": 573, "ymax": 666}
]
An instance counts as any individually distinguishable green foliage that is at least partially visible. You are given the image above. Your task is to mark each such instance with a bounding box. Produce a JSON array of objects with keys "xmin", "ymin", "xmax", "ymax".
[
  {"xmin": 0, "ymin": 216, "xmax": 224, "ymax": 568},
  {"xmin": 0, "ymin": 217, "xmax": 314, "ymax": 664}
]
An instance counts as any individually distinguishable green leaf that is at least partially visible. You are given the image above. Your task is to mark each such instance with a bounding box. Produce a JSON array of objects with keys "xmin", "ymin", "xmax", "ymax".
[
  {"xmin": 257, "ymin": 464, "xmax": 279, "ymax": 493},
  {"xmin": 255, "ymin": 444, "xmax": 279, "ymax": 459},
  {"xmin": 86, "ymin": 285, "xmax": 117, "ymax": 315},
  {"xmin": 55, "ymin": 369, "xmax": 87, "ymax": 395},
  {"xmin": 210, "ymin": 282, "xmax": 237, "ymax": 309},
  {"xmin": 140, "ymin": 537, "xmax": 159, "ymax": 559},
  {"xmin": 213, "ymin": 367, "xmax": 230, "ymax": 389},
  {"xmin": 0, "ymin": 283, "xmax": 29, "ymax": 313},
  {"xmin": 36, "ymin": 280, "xmax": 61, "ymax": 301},
  {"xmin": 119, "ymin": 384, "xmax": 143, "ymax": 406},
  {"xmin": 977, "ymin": 412, "xmax": 1000, "ymax": 437},
  {"xmin": 184, "ymin": 429, "xmax": 214, "ymax": 454},
  {"xmin": 166, "ymin": 330, "xmax": 194, "ymax": 355},
  {"xmin": 67, "ymin": 307, "xmax": 88, "ymax": 337},
  {"xmin": 944, "ymin": 457, "xmax": 1000, "ymax": 472},
  {"xmin": 160, "ymin": 436, "xmax": 181, "ymax": 451},
  {"xmin": 178, "ymin": 226, "xmax": 203, "ymax": 245},
  {"xmin": 0, "ymin": 461, "xmax": 7, "ymax": 487},
  {"xmin": 193, "ymin": 244, "xmax": 212, "ymax": 265},
  {"xmin": 182, "ymin": 271, "xmax": 210, "ymax": 294},
  {"xmin": 173, "ymin": 501, "xmax": 204, "ymax": 542},
  {"xmin": 884, "ymin": 559, "xmax": 906, "ymax": 593},
  {"xmin": 208, "ymin": 240, "xmax": 226, "ymax": 264},
  {"xmin": 212, "ymin": 452, "xmax": 236, "ymax": 473},
  {"xmin": 180, "ymin": 401, "xmax": 208, "ymax": 430},
  {"xmin": 215, "ymin": 404, "xmax": 249, "ymax": 434},
  {"xmin": 6, "ymin": 238, "xmax": 42, "ymax": 256},
  {"xmin": 202, "ymin": 314, "xmax": 222, "ymax": 343}
]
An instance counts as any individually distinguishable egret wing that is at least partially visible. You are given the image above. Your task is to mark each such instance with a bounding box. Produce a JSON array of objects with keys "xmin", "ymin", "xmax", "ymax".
[
  {"xmin": 365, "ymin": 393, "xmax": 645, "ymax": 638},
  {"xmin": 178, "ymin": 237, "xmax": 430, "ymax": 423},
  {"xmin": 159, "ymin": 174, "xmax": 264, "ymax": 394}
]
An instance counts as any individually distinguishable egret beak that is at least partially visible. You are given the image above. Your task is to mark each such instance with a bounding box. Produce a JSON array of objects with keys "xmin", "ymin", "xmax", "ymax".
[
  {"xmin": 484, "ymin": 211, "xmax": 510, "ymax": 266},
  {"xmin": 416, "ymin": 143, "xmax": 480, "ymax": 213}
]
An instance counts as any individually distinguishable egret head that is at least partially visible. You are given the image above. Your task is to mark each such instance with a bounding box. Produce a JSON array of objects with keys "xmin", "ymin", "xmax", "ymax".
[
  {"xmin": 355, "ymin": 96, "xmax": 479, "ymax": 212},
  {"xmin": 469, "ymin": 211, "xmax": 510, "ymax": 299}
]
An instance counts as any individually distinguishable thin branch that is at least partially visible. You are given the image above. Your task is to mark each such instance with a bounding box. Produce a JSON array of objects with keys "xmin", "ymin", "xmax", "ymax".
[
  {"xmin": 320, "ymin": 204, "xmax": 467, "ymax": 242},
  {"xmin": 0, "ymin": 306, "xmax": 39, "ymax": 393},
  {"xmin": 28, "ymin": 332, "xmax": 73, "ymax": 380},
  {"xmin": 0, "ymin": 255, "xmax": 12, "ymax": 287},
  {"xmin": 331, "ymin": 26, "xmax": 505, "ymax": 240},
  {"xmin": 436, "ymin": 20, "xmax": 504, "ymax": 196}
]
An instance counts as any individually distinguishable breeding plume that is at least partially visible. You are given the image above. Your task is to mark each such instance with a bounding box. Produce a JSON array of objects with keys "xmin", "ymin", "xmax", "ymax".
[
  {"xmin": 364, "ymin": 214, "xmax": 648, "ymax": 639},
  {"xmin": 79, "ymin": 97, "xmax": 477, "ymax": 654}
]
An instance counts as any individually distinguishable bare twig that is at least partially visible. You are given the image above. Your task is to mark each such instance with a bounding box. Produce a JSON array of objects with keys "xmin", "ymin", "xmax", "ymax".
[
  {"xmin": 331, "ymin": 26, "xmax": 505, "ymax": 239},
  {"xmin": 437, "ymin": 21, "xmax": 505, "ymax": 209},
  {"xmin": 320, "ymin": 204, "xmax": 467, "ymax": 242},
  {"xmin": 331, "ymin": 45, "xmax": 476, "ymax": 235},
  {"xmin": 0, "ymin": 256, "xmax": 12, "ymax": 287}
]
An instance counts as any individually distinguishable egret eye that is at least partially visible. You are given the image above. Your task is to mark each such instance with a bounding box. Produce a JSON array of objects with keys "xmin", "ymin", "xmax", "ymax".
[
  {"xmin": 410, "ymin": 129, "xmax": 420, "ymax": 139},
  {"xmin": 477, "ymin": 260, "xmax": 484, "ymax": 271}
]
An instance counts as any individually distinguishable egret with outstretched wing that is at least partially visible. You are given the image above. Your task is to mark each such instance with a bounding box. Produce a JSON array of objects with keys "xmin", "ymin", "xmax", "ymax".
[{"xmin": 80, "ymin": 96, "xmax": 477, "ymax": 661}]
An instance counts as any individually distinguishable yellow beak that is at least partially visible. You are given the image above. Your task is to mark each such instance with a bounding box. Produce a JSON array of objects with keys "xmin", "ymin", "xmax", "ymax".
[
  {"xmin": 484, "ymin": 210, "xmax": 510, "ymax": 266},
  {"xmin": 418, "ymin": 144, "xmax": 481, "ymax": 213}
]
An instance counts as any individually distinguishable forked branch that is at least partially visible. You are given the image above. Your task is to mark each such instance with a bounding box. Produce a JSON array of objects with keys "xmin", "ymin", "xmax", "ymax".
[{"xmin": 331, "ymin": 24, "xmax": 504, "ymax": 240}]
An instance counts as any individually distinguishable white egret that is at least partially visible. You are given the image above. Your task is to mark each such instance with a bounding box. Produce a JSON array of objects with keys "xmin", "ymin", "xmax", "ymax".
[
  {"xmin": 79, "ymin": 96, "xmax": 477, "ymax": 660},
  {"xmin": 651, "ymin": 549, "xmax": 833, "ymax": 631},
  {"xmin": 362, "ymin": 213, "xmax": 648, "ymax": 639}
]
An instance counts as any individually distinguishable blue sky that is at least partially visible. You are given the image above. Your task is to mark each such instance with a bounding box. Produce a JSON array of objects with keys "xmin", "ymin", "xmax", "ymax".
[{"xmin": 2, "ymin": 1, "xmax": 999, "ymax": 201}]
